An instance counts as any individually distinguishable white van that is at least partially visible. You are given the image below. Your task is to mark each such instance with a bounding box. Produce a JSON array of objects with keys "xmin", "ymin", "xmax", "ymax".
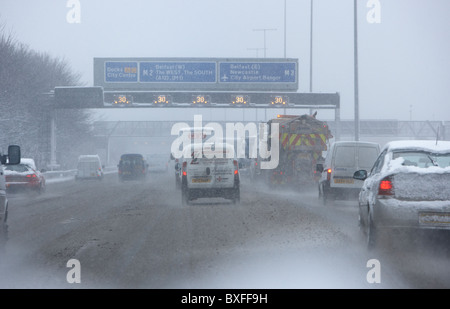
[
  {"xmin": 75, "ymin": 155, "xmax": 104, "ymax": 181},
  {"xmin": 317, "ymin": 141, "xmax": 380, "ymax": 203},
  {"xmin": 179, "ymin": 142, "xmax": 240, "ymax": 205},
  {"xmin": 173, "ymin": 126, "xmax": 215, "ymax": 189}
]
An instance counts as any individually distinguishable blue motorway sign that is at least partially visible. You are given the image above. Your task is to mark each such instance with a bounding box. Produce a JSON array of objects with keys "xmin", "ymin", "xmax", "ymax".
[
  {"xmin": 95, "ymin": 58, "xmax": 299, "ymax": 91},
  {"xmin": 140, "ymin": 62, "xmax": 216, "ymax": 83},
  {"xmin": 219, "ymin": 62, "xmax": 297, "ymax": 83},
  {"xmin": 105, "ymin": 62, "xmax": 138, "ymax": 82}
]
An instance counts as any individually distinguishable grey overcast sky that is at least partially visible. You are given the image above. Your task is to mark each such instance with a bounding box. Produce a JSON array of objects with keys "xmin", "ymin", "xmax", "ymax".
[{"xmin": 1, "ymin": 0, "xmax": 450, "ymax": 122}]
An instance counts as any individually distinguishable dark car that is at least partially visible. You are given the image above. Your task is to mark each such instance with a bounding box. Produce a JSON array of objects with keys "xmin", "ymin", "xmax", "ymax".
[{"xmin": 117, "ymin": 154, "xmax": 148, "ymax": 181}]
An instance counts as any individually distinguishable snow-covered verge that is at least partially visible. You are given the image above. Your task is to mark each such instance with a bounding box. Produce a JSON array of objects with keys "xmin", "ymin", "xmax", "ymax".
[{"xmin": 43, "ymin": 166, "xmax": 118, "ymax": 183}]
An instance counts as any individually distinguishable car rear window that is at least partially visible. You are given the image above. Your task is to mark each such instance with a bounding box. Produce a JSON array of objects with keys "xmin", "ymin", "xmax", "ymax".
[
  {"xmin": 5, "ymin": 164, "xmax": 29, "ymax": 172},
  {"xmin": 334, "ymin": 146, "xmax": 355, "ymax": 167},
  {"xmin": 393, "ymin": 151, "xmax": 450, "ymax": 168},
  {"xmin": 358, "ymin": 146, "xmax": 379, "ymax": 169},
  {"xmin": 78, "ymin": 161, "xmax": 99, "ymax": 169}
]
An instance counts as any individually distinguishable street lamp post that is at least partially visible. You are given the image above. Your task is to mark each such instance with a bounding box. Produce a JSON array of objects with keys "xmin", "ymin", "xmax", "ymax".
[
  {"xmin": 354, "ymin": 0, "xmax": 360, "ymax": 141},
  {"xmin": 247, "ymin": 47, "xmax": 265, "ymax": 58},
  {"xmin": 284, "ymin": 0, "xmax": 287, "ymax": 58},
  {"xmin": 309, "ymin": 0, "xmax": 314, "ymax": 115},
  {"xmin": 310, "ymin": 0, "xmax": 313, "ymax": 94},
  {"xmin": 253, "ymin": 28, "xmax": 277, "ymax": 58}
]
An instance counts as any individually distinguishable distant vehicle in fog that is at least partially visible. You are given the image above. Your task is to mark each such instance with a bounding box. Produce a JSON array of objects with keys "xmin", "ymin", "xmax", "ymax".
[
  {"xmin": 146, "ymin": 153, "xmax": 169, "ymax": 173},
  {"xmin": 353, "ymin": 140, "xmax": 450, "ymax": 249},
  {"xmin": 76, "ymin": 155, "xmax": 104, "ymax": 181},
  {"xmin": 118, "ymin": 153, "xmax": 148, "ymax": 181}
]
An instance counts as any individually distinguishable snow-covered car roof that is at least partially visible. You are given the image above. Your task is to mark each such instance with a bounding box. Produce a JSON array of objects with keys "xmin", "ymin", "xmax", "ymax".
[
  {"xmin": 383, "ymin": 140, "xmax": 450, "ymax": 153},
  {"xmin": 20, "ymin": 158, "xmax": 36, "ymax": 170},
  {"xmin": 4, "ymin": 163, "xmax": 34, "ymax": 174}
]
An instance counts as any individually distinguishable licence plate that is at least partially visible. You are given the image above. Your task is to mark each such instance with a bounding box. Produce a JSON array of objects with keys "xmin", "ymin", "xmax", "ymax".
[
  {"xmin": 334, "ymin": 178, "xmax": 354, "ymax": 184},
  {"xmin": 419, "ymin": 212, "xmax": 450, "ymax": 227},
  {"xmin": 192, "ymin": 178, "xmax": 211, "ymax": 183}
]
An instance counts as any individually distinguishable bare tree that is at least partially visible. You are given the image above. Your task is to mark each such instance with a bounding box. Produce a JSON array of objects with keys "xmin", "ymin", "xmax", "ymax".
[{"xmin": 0, "ymin": 23, "xmax": 96, "ymax": 169}]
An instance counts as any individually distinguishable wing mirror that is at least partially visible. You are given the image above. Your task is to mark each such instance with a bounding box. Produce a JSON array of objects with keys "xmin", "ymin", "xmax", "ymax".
[
  {"xmin": 316, "ymin": 163, "xmax": 324, "ymax": 173},
  {"xmin": 7, "ymin": 145, "xmax": 21, "ymax": 165},
  {"xmin": 353, "ymin": 170, "xmax": 368, "ymax": 181}
]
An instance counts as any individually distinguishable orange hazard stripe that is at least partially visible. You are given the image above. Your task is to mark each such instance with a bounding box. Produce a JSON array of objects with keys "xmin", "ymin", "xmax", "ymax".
[
  {"xmin": 281, "ymin": 133, "xmax": 289, "ymax": 149},
  {"xmin": 290, "ymin": 134, "xmax": 301, "ymax": 146},
  {"xmin": 289, "ymin": 134, "xmax": 297, "ymax": 144},
  {"xmin": 309, "ymin": 134, "xmax": 316, "ymax": 146},
  {"xmin": 303, "ymin": 134, "xmax": 311, "ymax": 146},
  {"xmin": 319, "ymin": 134, "xmax": 326, "ymax": 145},
  {"xmin": 293, "ymin": 134, "xmax": 302, "ymax": 146}
]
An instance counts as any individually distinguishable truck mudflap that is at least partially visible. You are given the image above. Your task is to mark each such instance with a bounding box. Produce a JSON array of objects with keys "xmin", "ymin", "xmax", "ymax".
[{"xmin": 0, "ymin": 194, "xmax": 7, "ymax": 222}]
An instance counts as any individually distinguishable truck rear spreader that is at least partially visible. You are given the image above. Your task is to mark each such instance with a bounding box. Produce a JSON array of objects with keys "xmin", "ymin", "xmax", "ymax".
[{"xmin": 262, "ymin": 114, "xmax": 332, "ymax": 188}]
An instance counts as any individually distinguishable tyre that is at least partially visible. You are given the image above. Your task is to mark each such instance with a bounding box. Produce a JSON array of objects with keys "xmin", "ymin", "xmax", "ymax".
[
  {"xmin": 358, "ymin": 206, "xmax": 366, "ymax": 232},
  {"xmin": 181, "ymin": 188, "xmax": 190, "ymax": 206},
  {"xmin": 322, "ymin": 184, "xmax": 335, "ymax": 206},
  {"xmin": 319, "ymin": 183, "xmax": 328, "ymax": 205},
  {"xmin": 366, "ymin": 214, "xmax": 377, "ymax": 250},
  {"xmin": 0, "ymin": 222, "xmax": 7, "ymax": 253},
  {"xmin": 2, "ymin": 206, "xmax": 7, "ymax": 224},
  {"xmin": 232, "ymin": 187, "xmax": 240, "ymax": 205}
]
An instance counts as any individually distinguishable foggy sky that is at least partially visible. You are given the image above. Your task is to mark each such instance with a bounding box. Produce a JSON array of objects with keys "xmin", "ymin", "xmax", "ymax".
[{"xmin": 1, "ymin": 0, "xmax": 450, "ymax": 122}]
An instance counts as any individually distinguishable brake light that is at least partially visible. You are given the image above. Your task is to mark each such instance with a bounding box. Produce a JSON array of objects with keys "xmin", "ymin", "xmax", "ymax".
[
  {"xmin": 233, "ymin": 160, "xmax": 239, "ymax": 175},
  {"xmin": 378, "ymin": 177, "xmax": 393, "ymax": 196},
  {"xmin": 182, "ymin": 161, "xmax": 187, "ymax": 176},
  {"xmin": 326, "ymin": 168, "xmax": 331, "ymax": 181},
  {"xmin": 26, "ymin": 174, "xmax": 37, "ymax": 178}
]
